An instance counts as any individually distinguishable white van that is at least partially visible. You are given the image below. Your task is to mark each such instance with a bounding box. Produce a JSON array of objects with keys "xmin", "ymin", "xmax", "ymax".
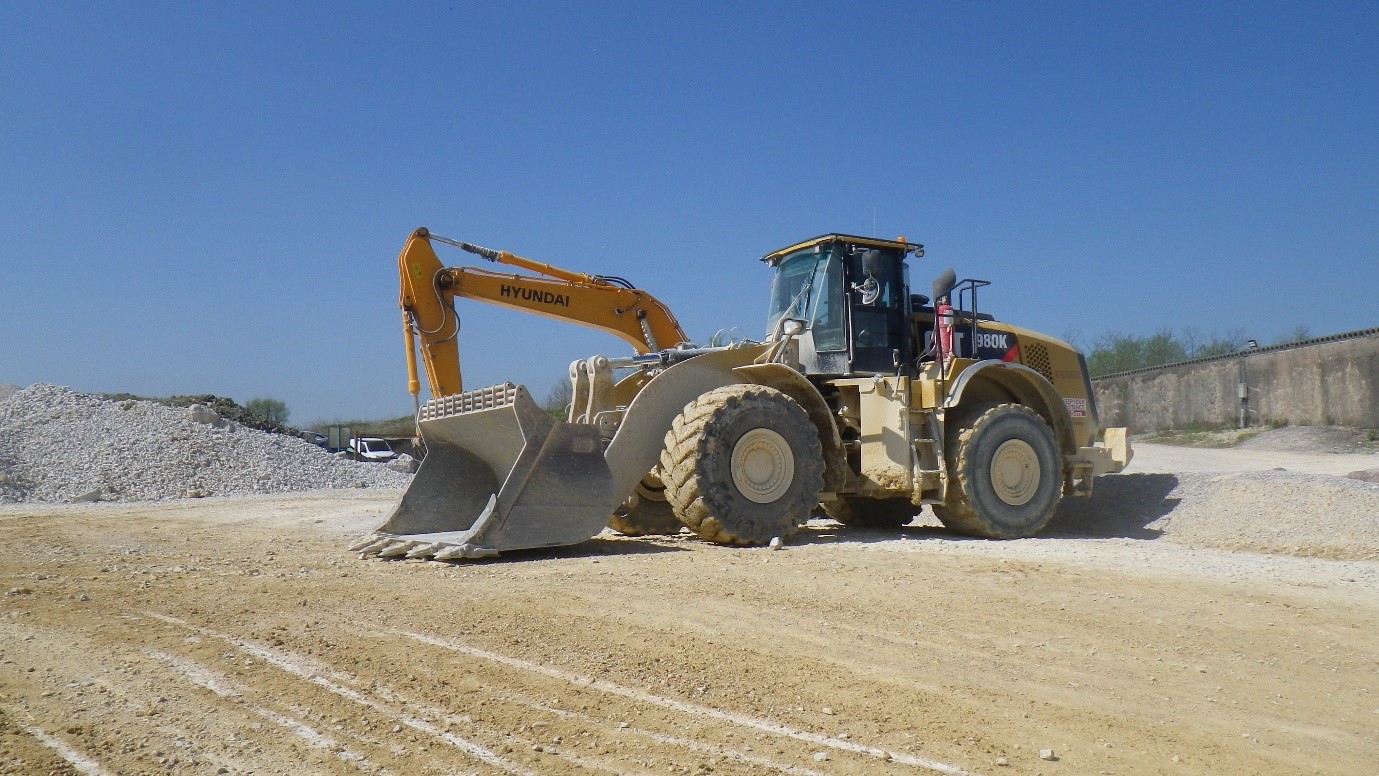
[{"xmin": 347, "ymin": 437, "xmax": 397, "ymax": 462}]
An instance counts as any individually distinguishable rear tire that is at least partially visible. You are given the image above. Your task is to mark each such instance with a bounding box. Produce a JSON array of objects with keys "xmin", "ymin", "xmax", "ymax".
[
  {"xmin": 934, "ymin": 403, "xmax": 1062, "ymax": 539},
  {"xmin": 661, "ymin": 384, "xmax": 824, "ymax": 545},
  {"xmin": 821, "ymin": 496, "xmax": 915, "ymax": 528},
  {"xmin": 607, "ymin": 475, "xmax": 684, "ymax": 536}
]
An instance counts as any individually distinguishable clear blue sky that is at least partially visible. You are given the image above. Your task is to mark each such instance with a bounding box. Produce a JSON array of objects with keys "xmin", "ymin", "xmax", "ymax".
[{"xmin": 3, "ymin": 2, "xmax": 1376, "ymax": 424}]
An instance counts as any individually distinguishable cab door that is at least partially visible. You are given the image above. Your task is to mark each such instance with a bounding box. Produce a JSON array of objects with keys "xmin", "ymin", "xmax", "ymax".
[{"xmin": 846, "ymin": 248, "xmax": 910, "ymax": 374}]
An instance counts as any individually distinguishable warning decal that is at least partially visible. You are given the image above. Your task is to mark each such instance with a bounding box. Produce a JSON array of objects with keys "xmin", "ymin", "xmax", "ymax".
[{"xmin": 1063, "ymin": 397, "xmax": 1088, "ymax": 418}]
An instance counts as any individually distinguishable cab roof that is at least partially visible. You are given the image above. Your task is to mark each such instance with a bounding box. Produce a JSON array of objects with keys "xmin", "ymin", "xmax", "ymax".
[{"xmin": 760, "ymin": 233, "xmax": 923, "ymax": 265}]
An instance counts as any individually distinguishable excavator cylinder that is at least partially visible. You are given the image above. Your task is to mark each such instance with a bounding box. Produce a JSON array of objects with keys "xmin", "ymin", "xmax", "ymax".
[{"xmin": 352, "ymin": 383, "xmax": 616, "ymax": 560}]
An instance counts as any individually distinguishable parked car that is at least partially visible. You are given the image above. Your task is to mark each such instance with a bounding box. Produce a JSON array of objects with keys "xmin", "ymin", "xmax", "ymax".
[{"xmin": 348, "ymin": 437, "xmax": 397, "ymax": 462}]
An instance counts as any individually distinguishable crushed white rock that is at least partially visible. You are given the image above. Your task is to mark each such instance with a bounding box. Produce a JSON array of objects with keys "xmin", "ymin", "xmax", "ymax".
[
  {"xmin": 0, "ymin": 384, "xmax": 410, "ymax": 503},
  {"xmin": 1049, "ymin": 468, "xmax": 1379, "ymax": 561}
]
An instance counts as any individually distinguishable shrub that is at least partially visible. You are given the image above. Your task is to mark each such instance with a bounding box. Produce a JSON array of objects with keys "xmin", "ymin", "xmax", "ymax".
[{"xmin": 245, "ymin": 397, "xmax": 290, "ymax": 428}]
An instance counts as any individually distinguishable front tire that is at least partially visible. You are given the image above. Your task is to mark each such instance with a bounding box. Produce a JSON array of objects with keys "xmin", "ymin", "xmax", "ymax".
[
  {"xmin": 661, "ymin": 384, "xmax": 824, "ymax": 545},
  {"xmin": 934, "ymin": 403, "xmax": 1062, "ymax": 539},
  {"xmin": 607, "ymin": 474, "xmax": 684, "ymax": 536}
]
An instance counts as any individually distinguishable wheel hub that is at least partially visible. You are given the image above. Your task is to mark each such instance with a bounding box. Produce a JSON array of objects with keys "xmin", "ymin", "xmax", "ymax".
[
  {"xmin": 990, "ymin": 439, "xmax": 1040, "ymax": 506},
  {"xmin": 730, "ymin": 428, "xmax": 794, "ymax": 503}
]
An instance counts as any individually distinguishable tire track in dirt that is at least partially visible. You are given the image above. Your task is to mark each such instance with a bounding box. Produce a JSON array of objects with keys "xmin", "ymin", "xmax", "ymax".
[
  {"xmin": 0, "ymin": 620, "xmax": 282, "ymax": 774},
  {"xmin": 147, "ymin": 650, "xmax": 392, "ymax": 774},
  {"xmin": 143, "ymin": 610, "xmax": 909, "ymax": 775},
  {"xmin": 7, "ymin": 610, "xmax": 527, "ymax": 774},
  {"xmin": 492, "ymin": 687, "xmax": 833, "ymax": 776},
  {"xmin": 0, "ymin": 706, "xmax": 85, "ymax": 775},
  {"xmin": 144, "ymin": 611, "xmax": 541, "ymax": 776},
  {"xmin": 377, "ymin": 626, "xmax": 979, "ymax": 775},
  {"xmin": 11, "ymin": 713, "xmax": 109, "ymax": 775},
  {"xmin": 350, "ymin": 653, "xmax": 837, "ymax": 776},
  {"xmin": 356, "ymin": 675, "xmax": 661, "ymax": 776}
]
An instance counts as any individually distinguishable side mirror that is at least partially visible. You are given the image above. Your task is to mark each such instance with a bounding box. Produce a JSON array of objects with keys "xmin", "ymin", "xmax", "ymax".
[
  {"xmin": 861, "ymin": 249, "xmax": 884, "ymax": 278},
  {"xmin": 853, "ymin": 250, "xmax": 885, "ymax": 306}
]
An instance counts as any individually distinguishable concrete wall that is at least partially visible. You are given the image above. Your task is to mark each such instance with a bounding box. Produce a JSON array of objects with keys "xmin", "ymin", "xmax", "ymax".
[{"xmin": 1093, "ymin": 330, "xmax": 1379, "ymax": 431}]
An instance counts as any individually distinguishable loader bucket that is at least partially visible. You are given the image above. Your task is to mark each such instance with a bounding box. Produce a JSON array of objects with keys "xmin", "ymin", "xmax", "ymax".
[{"xmin": 352, "ymin": 383, "xmax": 615, "ymax": 561}]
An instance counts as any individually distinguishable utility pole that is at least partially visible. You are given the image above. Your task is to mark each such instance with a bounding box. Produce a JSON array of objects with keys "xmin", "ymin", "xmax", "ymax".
[{"xmin": 1238, "ymin": 340, "xmax": 1259, "ymax": 428}]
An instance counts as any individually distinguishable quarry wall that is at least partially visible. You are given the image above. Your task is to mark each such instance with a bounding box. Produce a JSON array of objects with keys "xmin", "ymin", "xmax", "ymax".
[{"xmin": 1092, "ymin": 329, "xmax": 1379, "ymax": 431}]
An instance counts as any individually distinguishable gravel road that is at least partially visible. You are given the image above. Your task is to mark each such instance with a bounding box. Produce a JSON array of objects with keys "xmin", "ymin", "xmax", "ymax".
[
  {"xmin": 1, "ymin": 442, "xmax": 1376, "ymax": 775},
  {"xmin": 1128, "ymin": 442, "xmax": 1379, "ymax": 476}
]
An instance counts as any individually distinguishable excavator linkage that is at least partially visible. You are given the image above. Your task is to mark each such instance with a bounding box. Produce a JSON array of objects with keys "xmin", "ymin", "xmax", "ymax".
[{"xmin": 350, "ymin": 383, "xmax": 615, "ymax": 560}]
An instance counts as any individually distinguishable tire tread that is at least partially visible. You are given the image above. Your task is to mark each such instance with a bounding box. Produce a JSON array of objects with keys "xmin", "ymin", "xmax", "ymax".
[
  {"xmin": 935, "ymin": 402, "xmax": 1061, "ymax": 539},
  {"xmin": 660, "ymin": 384, "xmax": 823, "ymax": 545}
]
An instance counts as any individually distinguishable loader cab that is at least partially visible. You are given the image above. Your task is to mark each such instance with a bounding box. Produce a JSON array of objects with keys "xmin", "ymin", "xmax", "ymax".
[{"xmin": 762, "ymin": 234, "xmax": 920, "ymax": 376}]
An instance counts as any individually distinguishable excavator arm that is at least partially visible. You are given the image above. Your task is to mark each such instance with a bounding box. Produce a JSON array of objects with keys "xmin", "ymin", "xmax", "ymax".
[{"xmin": 398, "ymin": 227, "xmax": 689, "ymax": 401}]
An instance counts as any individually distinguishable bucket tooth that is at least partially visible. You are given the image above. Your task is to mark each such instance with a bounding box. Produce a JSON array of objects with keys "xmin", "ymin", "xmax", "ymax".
[
  {"xmin": 431, "ymin": 545, "xmax": 465, "ymax": 561},
  {"xmin": 356, "ymin": 538, "xmax": 392, "ymax": 556},
  {"xmin": 348, "ymin": 534, "xmax": 382, "ymax": 552},
  {"xmin": 379, "ymin": 540, "xmax": 418, "ymax": 558},
  {"xmin": 433, "ymin": 543, "xmax": 499, "ymax": 561},
  {"xmin": 405, "ymin": 542, "xmax": 443, "ymax": 559},
  {"xmin": 431, "ymin": 544, "xmax": 471, "ymax": 561}
]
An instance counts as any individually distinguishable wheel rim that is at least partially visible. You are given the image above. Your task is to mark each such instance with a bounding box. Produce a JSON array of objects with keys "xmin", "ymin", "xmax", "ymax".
[
  {"xmin": 634, "ymin": 480, "xmax": 668, "ymax": 503},
  {"xmin": 990, "ymin": 439, "xmax": 1040, "ymax": 506},
  {"xmin": 730, "ymin": 428, "xmax": 794, "ymax": 503}
]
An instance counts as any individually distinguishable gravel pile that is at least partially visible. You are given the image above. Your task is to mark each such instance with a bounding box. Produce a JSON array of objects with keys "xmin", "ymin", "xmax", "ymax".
[
  {"xmin": 0, "ymin": 384, "xmax": 411, "ymax": 503},
  {"xmin": 828, "ymin": 459, "xmax": 1379, "ymax": 562},
  {"xmin": 1046, "ymin": 469, "xmax": 1379, "ymax": 561},
  {"xmin": 1239, "ymin": 425, "xmax": 1379, "ymax": 453}
]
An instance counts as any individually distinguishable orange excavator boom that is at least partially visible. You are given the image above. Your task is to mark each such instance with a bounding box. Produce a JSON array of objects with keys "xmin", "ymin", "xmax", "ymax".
[{"xmin": 397, "ymin": 227, "xmax": 689, "ymax": 402}]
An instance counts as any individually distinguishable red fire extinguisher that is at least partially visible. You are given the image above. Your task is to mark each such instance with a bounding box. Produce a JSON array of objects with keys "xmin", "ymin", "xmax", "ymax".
[{"xmin": 937, "ymin": 301, "xmax": 954, "ymax": 359}]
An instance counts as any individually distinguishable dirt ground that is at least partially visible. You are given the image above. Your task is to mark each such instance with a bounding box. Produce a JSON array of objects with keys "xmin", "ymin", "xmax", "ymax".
[{"xmin": 2, "ymin": 446, "xmax": 1377, "ymax": 775}]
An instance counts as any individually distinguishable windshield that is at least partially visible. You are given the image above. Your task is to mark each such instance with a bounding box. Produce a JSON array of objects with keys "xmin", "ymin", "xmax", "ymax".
[
  {"xmin": 765, "ymin": 248, "xmax": 825, "ymax": 336},
  {"xmin": 765, "ymin": 246, "xmax": 846, "ymax": 349}
]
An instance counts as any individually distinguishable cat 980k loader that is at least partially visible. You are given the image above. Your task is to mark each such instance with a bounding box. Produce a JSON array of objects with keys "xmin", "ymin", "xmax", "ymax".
[{"xmin": 350, "ymin": 228, "xmax": 1131, "ymax": 561}]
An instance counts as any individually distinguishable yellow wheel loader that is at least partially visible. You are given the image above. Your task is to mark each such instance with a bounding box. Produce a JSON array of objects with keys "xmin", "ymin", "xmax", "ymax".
[{"xmin": 351, "ymin": 229, "xmax": 1131, "ymax": 561}]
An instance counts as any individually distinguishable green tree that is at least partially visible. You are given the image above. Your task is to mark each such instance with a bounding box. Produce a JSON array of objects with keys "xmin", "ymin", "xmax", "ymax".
[
  {"xmin": 1084, "ymin": 327, "xmax": 1252, "ymax": 377},
  {"xmin": 543, "ymin": 378, "xmax": 573, "ymax": 420},
  {"xmin": 1273, "ymin": 324, "xmax": 1311, "ymax": 345},
  {"xmin": 1141, "ymin": 329, "xmax": 1189, "ymax": 368},
  {"xmin": 1086, "ymin": 331, "xmax": 1158, "ymax": 376},
  {"xmin": 245, "ymin": 397, "xmax": 290, "ymax": 428}
]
